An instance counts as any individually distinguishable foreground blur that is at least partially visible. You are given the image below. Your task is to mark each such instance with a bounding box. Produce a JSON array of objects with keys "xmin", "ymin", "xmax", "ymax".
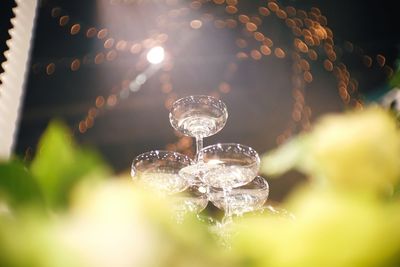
[{"xmin": 1, "ymin": 107, "xmax": 400, "ymax": 267}]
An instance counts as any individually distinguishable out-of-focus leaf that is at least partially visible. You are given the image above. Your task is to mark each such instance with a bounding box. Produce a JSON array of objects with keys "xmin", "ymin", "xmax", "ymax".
[
  {"xmin": 30, "ymin": 121, "xmax": 110, "ymax": 209},
  {"xmin": 393, "ymin": 182, "xmax": 400, "ymax": 199},
  {"xmin": 261, "ymin": 108, "xmax": 400, "ymax": 195},
  {"xmin": 261, "ymin": 135, "xmax": 310, "ymax": 177},
  {"xmin": 0, "ymin": 160, "xmax": 43, "ymax": 210},
  {"xmin": 389, "ymin": 70, "xmax": 400, "ymax": 88},
  {"xmin": 0, "ymin": 214, "xmax": 82, "ymax": 267},
  {"xmin": 60, "ymin": 179, "xmax": 231, "ymax": 267},
  {"xmin": 231, "ymin": 189, "xmax": 400, "ymax": 267}
]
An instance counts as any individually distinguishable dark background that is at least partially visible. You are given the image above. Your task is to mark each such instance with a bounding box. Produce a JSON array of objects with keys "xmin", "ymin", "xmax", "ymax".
[{"xmin": 1, "ymin": 0, "xmax": 399, "ymax": 200}]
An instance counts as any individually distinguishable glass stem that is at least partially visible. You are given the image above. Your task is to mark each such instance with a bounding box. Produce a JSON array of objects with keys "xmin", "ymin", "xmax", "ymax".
[
  {"xmin": 222, "ymin": 187, "xmax": 233, "ymax": 225},
  {"xmin": 195, "ymin": 136, "xmax": 204, "ymax": 163}
]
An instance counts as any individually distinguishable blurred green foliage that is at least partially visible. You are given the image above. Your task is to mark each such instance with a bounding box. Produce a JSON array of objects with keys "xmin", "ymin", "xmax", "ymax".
[
  {"xmin": 389, "ymin": 68, "xmax": 400, "ymax": 88},
  {"xmin": 0, "ymin": 160, "xmax": 43, "ymax": 210},
  {"xmin": 1, "ymin": 109, "xmax": 400, "ymax": 267},
  {"xmin": 232, "ymin": 190, "xmax": 400, "ymax": 267},
  {"xmin": 30, "ymin": 121, "xmax": 109, "ymax": 209},
  {"xmin": 262, "ymin": 107, "xmax": 400, "ymax": 196}
]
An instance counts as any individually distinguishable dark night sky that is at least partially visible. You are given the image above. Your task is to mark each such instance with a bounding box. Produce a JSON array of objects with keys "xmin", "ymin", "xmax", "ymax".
[{"xmin": 1, "ymin": 0, "xmax": 400, "ymax": 200}]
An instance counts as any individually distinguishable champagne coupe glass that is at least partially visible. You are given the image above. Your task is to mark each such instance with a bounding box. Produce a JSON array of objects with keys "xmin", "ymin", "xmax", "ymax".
[
  {"xmin": 169, "ymin": 95, "xmax": 228, "ymax": 161},
  {"xmin": 199, "ymin": 143, "xmax": 260, "ymax": 225},
  {"xmin": 172, "ymin": 186, "xmax": 209, "ymax": 223},
  {"xmin": 209, "ymin": 176, "xmax": 269, "ymax": 217},
  {"xmin": 200, "ymin": 143, "xmax": 260, "ymax": 189},
  {"xmin": 131, "ymin": 150, "xmax": 192, "ymax": 194},
  {"xmin": 170, "ymin": 95, "xmax": 228, "ymax": 189},
  {"xmin": 209, "ymin": 176, "xmax": 268, "ymax": 247}
]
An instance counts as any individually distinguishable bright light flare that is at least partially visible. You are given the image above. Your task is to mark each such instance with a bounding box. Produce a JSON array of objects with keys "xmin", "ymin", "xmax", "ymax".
[{"xmin": 146, "ymin": 46, "xmax": 165, "ymax": 64}]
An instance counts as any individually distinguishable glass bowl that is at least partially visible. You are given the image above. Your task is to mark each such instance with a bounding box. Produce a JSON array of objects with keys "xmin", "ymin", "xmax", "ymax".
[
  {"xmin": 199, "ymin": 143, "xmax": 260, "ymax": 188},
  {"xmin": 169, "ymin": 95, "xmax": 228, "ymax": 138},
  {"xmin": 209, "ymin": 176, "xmax": 269, "ymax": 216},
  {"xmin": 131, "ymin": 150, "xmax": 192, "ymax": 194}
]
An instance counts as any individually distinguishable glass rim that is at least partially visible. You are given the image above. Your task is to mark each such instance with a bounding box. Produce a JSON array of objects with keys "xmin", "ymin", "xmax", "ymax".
[
  {"xmin": 200, "ymin": 143, "xmax": 260, "ymax": 164},
  {"xmin": 170, "ymin": 95, "xmax": 227, "ymax": 111},
  {"xmin": 199, "ymin": 143, "xmax": 261, "ymax": 172},
  {"xmin": 209, "ymin": 176, "xmax": 269, "ymax": 192},
  {"xmin": 130, "ymin": 150, "xmax": 193, "ymax": 183},
  {"xmin": 132, "ymin": 150, "xmax": 193, "ymax": 168}
]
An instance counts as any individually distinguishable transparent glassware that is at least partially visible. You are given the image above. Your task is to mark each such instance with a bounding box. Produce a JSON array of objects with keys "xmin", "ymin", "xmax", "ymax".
[
  {"xmin": 172, "ymin": 185, "xmax": 209, "ymax": 223},
  {"xmin": 178, "ymin": 162, "xmax": 217, "ymax": 191},
  {"xmin": 199, "ymin": 143, "xmax": 260, "ymax": 189},
  {"xmin": 209, "ymin": 176, "xmax": 269, "ymax": 217},
  {"xmin": 259, "ymin": 204, "xmax": 296, "ymax": 221},
  {"xmin": 169, "ymin": 95, "xmax": 228, "ymax": 161},
  {"xmin": 130, "ymin": 93, "xmax": 273, "ymax": 245},
  {"xmin": 131, "ymin": 150, "xmax": 192, "ymax": 194},
  {"xmin": 209, "ymin": 176, "xmax": 268, "ymax": 245}
]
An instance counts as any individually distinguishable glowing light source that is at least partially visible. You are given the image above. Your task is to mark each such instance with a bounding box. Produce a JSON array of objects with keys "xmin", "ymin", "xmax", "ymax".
[{"xmin": 146, "ymin": 46, "xmax": 165, "ymax": 64}]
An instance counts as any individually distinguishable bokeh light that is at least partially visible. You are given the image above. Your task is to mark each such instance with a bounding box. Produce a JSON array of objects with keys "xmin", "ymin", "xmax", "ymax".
[
  {"xmin": 146, "ymin": 46, "xmax": 165, "ymax": 65},
  {"xmin": 16, "ymin": 0, "xmax": 398, "ymax": 172}
]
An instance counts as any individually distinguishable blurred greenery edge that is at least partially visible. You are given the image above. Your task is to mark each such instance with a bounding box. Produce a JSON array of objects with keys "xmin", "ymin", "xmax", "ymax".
[{"xmin": 0, "ymin": 120, "xmax": 111, "ymax": 213}]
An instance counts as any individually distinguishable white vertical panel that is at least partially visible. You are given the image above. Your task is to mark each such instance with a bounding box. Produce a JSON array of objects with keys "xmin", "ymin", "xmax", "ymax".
[{"xmin": 0, "ymin": 0, "xmax": 38, "ymax": 159}]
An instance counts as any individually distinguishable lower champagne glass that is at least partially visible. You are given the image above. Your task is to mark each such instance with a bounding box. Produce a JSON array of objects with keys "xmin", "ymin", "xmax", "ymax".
[
  {"xmin": 199, "ymin": 143, "xmax": 260, "ymax": 189},
  {"xmin": 131, "ymin": 150, "xmax": 192, "ymax": 194},
  {"xmin": 209, "ymin": 176, "xmax": 269, "ymax": 217},
  {"xmin": 171, "ymin": 186, "xmax": 209, "ymax": 223},
  {"xmin": 209, "ymin": 176, "xmax": 268, "ymax": 247},
  {"xmin": 200, "ymin": 143, "xmax": 260, "ymax": 227}
]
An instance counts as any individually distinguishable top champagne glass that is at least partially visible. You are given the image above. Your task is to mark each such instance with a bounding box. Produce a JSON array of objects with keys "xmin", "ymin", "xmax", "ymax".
[{"xmin": 169, "ymin": 95, "xmax": 228, "ymax": 160}]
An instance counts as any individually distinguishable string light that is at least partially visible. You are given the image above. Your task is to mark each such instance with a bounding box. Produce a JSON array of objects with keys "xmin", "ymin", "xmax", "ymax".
[{"xmin": 34, "ymin": 0, "xmax": 394, "ymax": 148}]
